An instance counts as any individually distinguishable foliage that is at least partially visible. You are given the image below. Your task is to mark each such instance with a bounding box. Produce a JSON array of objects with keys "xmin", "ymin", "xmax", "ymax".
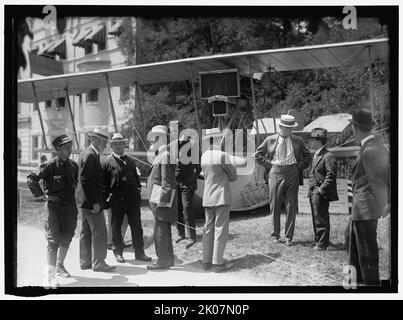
[{"xmin": 117, "ymin": 16, "xmax": 390, "ymax": 144}]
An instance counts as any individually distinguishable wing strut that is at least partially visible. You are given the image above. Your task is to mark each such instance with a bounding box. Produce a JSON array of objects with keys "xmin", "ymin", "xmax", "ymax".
[
  {"xmin": 31, "ymin": 82, "xmax": 48, "ymax": 149},
  {"xmin": 104, "ymin": 73, "xmax": 118, "ymax": 132},
  {"xmin": 249, "ymin": 57, "xmax": 260, "ymax": 144},
  {"xmin": 65, "ymin": 88, "xmax": 80, "ymax": 149},
  {"xmin": 134, "ymin": 82, "xmax": 146, "ymax": 142},
  {"xmin": 189, "ymin": 63, "xmax": 202, "ymax": 139}
]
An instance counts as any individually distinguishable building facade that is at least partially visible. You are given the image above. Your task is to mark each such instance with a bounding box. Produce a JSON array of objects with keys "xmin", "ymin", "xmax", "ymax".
[{"xmin": 18, "ymin": 17, "xmax": 133, "ymax": 165}]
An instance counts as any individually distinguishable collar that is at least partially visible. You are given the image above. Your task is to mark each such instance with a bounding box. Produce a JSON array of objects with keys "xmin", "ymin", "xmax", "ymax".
[
  {"xmin": 361, "ymin": 134, "xmax": 375, "ymax": 146},
  {"xmin": 113, "ymin": 152, "xmax": 125, "ymax": 159},
  {"xmin": 55, "ymin": 156, "xmax": 68, "ymax": 165},
  {"xmin": 314, "ymin": 146, "xmax": 325, "ymax": 158},
  {"xmin": 278, "ymin": 134, "xmax": 290, "ymax": 141},
  {"xmin": 90, "ymin": 144, "xmax": 99, "ymax": 156}
]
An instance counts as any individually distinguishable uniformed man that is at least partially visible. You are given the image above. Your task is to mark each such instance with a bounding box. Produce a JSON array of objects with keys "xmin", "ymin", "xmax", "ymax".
[{"xmin": 27, "ymin": 134, "xmax": 78, "ymax": 287}]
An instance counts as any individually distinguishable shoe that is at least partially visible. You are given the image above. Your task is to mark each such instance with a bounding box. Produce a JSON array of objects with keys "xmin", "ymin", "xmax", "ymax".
[
  {"xmin": 214, "ymin": 262, "xmax": 235, "ymax": 273},
  {"xmin": 203, "ymin": 262, "xmax": 212, "ymax": 271},
  {"xmin": 93, "ymin": 264, "xmax": 116, "ymax": 272},
  {"xmin": 185, "ymin": 239, "xmax": 196, "ymax": 249},
  {"xmin": 80, "ymin": 265, "xmax": 91, "ymax": 270},
  {"xmin": 135, "ymin": 253, "xmax": 152, "ymax": 262},
  {"xmin": 314, "ymin": 245, "xmax": 327, "ymax": 251},
  {"xmin": 285, "ymin": 239, "xmax": 293, "ymax": 246},
  {"xmin": 45, "ymin": 274, "xmax": 59, "ymax": 288},
  {"xmin": 44, "ymin": 266, "xmax": 59, "ymax": 288},
  {"xmin": 272, "ymin": 237, "xmax": 280, "ymax": 244},
  {"xmin": 56, "ymin": 265, "xmax": 71, "ymax": 278},
  {"xmin": 176, "ymin": 236, "xmax": 186, "ymax": 243},
  {"xmin": 114, "ymin": 254, "xmax": 126, "ymax": 263},
  {"xmin": 146, "ymin": 263, "xmax": 170, "ymax": 270}
]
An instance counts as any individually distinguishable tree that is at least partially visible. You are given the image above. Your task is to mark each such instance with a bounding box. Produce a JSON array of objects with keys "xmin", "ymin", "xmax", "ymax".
[{"xmin": 117, "ymin": 16, "xmax": 390, "ymax": 145}]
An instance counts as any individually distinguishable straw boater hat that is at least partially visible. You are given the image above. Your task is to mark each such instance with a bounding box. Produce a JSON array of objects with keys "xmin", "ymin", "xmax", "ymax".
[
  {"xmin": 89, "ymin": 127, "xmax": 109, "ymax": 140},
  {"xmin": 52, "ymin": 134, "xmax": 72, "ymax": 149},
  {"xmin": 109, "ymin": 132, "xmax": 128, "ymax": 144},
  {"xmin": 278, "ymin": 114, "xmax": 298, "ymax": 128},
  {"xmin": 348, "ymin": 108, "xmax": 375, "ymax": 130}
]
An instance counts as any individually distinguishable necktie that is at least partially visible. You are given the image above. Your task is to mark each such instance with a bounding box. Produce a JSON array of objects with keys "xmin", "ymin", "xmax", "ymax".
[{"xmin": 283, "ymin": 138, "xmax": 287, "ymax": 160}]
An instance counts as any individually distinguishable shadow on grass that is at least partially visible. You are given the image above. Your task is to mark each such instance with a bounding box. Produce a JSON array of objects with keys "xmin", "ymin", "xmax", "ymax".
[
  {"xmin": 230, "ymin": 252, "xmax": 282, "ymax": 272},
  {"xmin": 291, "ymin": 240, "xmax": 347, "ymax": 252}
]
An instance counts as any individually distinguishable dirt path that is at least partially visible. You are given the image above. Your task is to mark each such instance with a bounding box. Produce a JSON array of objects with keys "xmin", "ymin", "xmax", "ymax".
[{"xmin": 17, "ymin": 224, "xmax": 279, "ymax": 288}]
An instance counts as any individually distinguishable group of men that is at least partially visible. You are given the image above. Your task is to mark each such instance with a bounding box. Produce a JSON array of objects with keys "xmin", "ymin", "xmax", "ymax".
[
  {"xmin": 145, "ymin": 124, "xmax": 235, "ymax": 273},
  {"xmin": 27, "ymin": 107, "xmax": 390, "ymax": 287},
  {"xmin": 254, "ymin": 108, "xmax": 390, "ymax": 286},
  {"xmin": 27, "ymin": 128, "xmax": 152, "ymax": 287}
]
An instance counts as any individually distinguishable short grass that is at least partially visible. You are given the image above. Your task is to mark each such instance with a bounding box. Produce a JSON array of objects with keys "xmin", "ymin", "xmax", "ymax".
[{"xmin": 18, "ymin": 183, "xmax": 391, "ymax": 286}]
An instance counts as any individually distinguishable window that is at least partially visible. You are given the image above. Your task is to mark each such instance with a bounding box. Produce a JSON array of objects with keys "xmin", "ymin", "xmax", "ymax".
[
  {"xmin": 84, "ymin": 42, "xmax": 93, "ymax": 55},
  {"xmin": 32, "ymin": 136, "xmax": 39, "ymax": 160},
  {"xmin": 97, "ymin": 27, "xmax": 106, "ymax": 51},
  {"xmin": 86, "ymin": 89, "xmax": 98, "ymax": 102},
  {"xmin": 120, "ymin": 86, "xmax": 130, "ymax": 102},
  {"xmin": 18, "ymin": 102, "xmax": 21, "ymax": 114},
  {"xmin": 57, "ymin": 97, "xmax": 65, "ymax": 108},
  {"xmin": 45, "ymin": 100, "xmax": 52, "ymax": 108}
]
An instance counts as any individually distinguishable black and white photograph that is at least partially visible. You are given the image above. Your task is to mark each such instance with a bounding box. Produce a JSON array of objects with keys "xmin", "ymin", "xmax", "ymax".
[{"xmin": 3, "ymin": 2, "xmax": 398, "ymax": 299}]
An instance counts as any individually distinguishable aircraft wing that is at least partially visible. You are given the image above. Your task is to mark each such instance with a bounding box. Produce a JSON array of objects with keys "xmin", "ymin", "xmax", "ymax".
[{"xmin": 18, "ymin": 38, "xmax": 388, "ymax": 103}]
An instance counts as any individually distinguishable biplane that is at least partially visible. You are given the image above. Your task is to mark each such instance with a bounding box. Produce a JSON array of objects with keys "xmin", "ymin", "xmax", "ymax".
[{"xmin": 18, "ymin": 37, "xmax": 389, "ymax": 212}]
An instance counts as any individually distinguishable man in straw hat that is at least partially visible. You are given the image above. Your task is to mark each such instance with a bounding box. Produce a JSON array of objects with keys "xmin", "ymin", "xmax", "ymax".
[
  {"xmin": 307, "ymin": 128, "xmax": 339, "ymax": 251},
  {"xmin": 75, "ymin": 127, "xmax": 116, "ymax": 272},
  {"xmin": 27, "ymin": 134, "xmax": 78, "ymax": 287},
  {"xmin": 146, "ymin": 124, "xmax": 178, "ymax": 270},
  {"xmin": 254, "ymin": 114, "xmax": 312, "ymax": 246},
  {"xmin": 347, "ymin": 108, "xmax": 390, "ymax": 285},
  {"xmin": 102, "ymin": 132, "xmax": 151, "ymax": 263}
]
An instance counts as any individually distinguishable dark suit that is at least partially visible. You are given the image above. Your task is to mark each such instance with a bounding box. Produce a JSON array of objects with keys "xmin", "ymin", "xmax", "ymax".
[
  {"xmin": 147, "ymin": 150, "xmax": 178, "ymax": 267},
  {"xmin": 102, "ymin": 154, "xmax": 146, "ymax": 257},
  {"xmin": 254, "ymin": 133, "xmax": 312, "ymax": 241},
  {"xmin": 349, "ymin": 136, "xmax": 390, "ymax": 285},
  {"xmin": 75, "ymin": 145, "xmax": 108, "ymax": 270},
  {"xmin": 308, "ymin": 147, "xmax": 338, "ymax": 248},
  {"xmin": 175, "ymin": 159, "xmax": 201, "ymax": 241}
]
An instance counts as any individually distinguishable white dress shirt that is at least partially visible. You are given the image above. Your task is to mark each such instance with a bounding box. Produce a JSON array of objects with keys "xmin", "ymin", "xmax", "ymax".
[{"xmin": 271, "ymin": 135, "xmax": 297, "ymax": 166}]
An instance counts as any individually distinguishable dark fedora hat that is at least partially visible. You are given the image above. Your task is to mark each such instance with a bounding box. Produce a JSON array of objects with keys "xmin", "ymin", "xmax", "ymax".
[
  {"xmin": 52, "ymin": 134, "xmax": 72, "ymax": 149},
  {"xmin": 309, "ymin": 127, "xmax": 328, "ymax": 140},
  {"xmin": 348, "ymin": 108, "xmax": 375, "ymax": 130}
]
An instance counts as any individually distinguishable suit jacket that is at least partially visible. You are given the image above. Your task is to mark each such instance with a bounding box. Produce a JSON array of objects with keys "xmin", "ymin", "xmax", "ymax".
[
  {"xmin": 201, "ymin": 149, "xmax": 237, "ymax": 207},
  {"xmin": 75, "ymin": 145, "xmax": 105, "ymax": 210},
  {"xmin": 102, "ymin": 154, "xmax": 142, "ymax": 208},
  {"xmin": 175, "ymin": 162, "xmax": 202, "ymax": 191},
  {"xmin": 308, "ymin": 147, "xmax": 339, "ymax": 202},
  {"xmin": 351, "ymin": 137, "xmax": 390, "ymax": 221},
  {"xmin": 254, "ymin": 133, "xmax": 312, "ymax": 185},
  {"xmin": 147, "ymin": 150, "xmax": 178, "ymax": 223}
]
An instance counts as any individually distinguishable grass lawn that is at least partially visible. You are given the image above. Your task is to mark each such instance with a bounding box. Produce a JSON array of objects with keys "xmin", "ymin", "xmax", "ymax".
[{"xmin": 18, "ymin": 183, "xmax": 391, "ymax": 286}]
